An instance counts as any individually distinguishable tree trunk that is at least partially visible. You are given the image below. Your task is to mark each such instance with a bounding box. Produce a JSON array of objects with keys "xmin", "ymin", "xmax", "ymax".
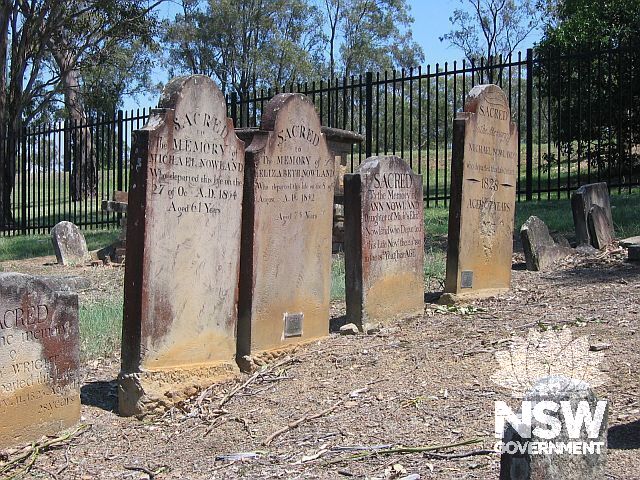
[
  {"xmin": 0, "ymin": 2, "xmax": 14, "ymax": 228},
  {"xmin": 55, "ymin": 51, "xmax": 97, "ymax": 201}
]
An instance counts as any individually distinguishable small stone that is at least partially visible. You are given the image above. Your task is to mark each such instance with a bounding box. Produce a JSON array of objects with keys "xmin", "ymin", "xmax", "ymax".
[
  {"xmin": 590, "ymin": 343, "xmax": 611, "ymax": 352},
  {"xmin": 620, "ymin": 236, "xmax": 640, "ymax": 248},
  {"xmin": 339, "ymin": 323, "xmax": 359, "ymax": 335},
  {"xmin": 51, "ymin": 221, "xmax": 90, "ymax": 265},
  {"xmin": 365, "ymin": 324, "xmax": 381, "ymax": 335},
  {"xmin": 628, "ymin": 245, "xmax": 640, "ymax": 262}
]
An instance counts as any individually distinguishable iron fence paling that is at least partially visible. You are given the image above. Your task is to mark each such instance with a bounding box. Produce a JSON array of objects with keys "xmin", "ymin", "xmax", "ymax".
[{"xmin": 1, "ymin": 46, "xmax": 637, "ymax": 236}]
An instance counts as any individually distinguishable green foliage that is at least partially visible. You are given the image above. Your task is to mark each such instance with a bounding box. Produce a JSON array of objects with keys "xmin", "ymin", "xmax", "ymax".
[{"xmin": 79, "ymin": 297, "xmax": 123, "ymax": 360}]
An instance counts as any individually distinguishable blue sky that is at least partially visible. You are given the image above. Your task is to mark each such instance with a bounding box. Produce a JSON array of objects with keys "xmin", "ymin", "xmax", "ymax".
[{"xmin": 124, "ymin": 0, "xmax": 542, "ymax": 110}]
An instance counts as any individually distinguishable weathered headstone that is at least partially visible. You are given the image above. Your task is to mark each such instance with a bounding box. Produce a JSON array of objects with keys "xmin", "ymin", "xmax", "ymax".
[
  {"xmin": 0, "ymin": 273, "xmax": 80, "ymax": 448},
  {"xmin": 51, "ymin": 221, "xmax": 90, "ymax": 265},
  {"xmin": 500, "ymin": 376, "xmax": 608, "ymax": 480},
  {"xmin": 443, "ymin": 84, "xmax": 518, "ymax": 300},
  {"xmin": 571, "ymin": 182, "xmax": 614, "ymax": 247},
  {"xmin": 628, "ymin": 244, "xmax": 640, "ymax": 261},
  {"xmin": 344, "ymin": 156, "xmax": 424, "ymax": 330},
  {"xmin": 237, "ymin": 93, "xmax": 334, "ymax": 359},
  {"xmin": 119, "ymin": 75, "xmax": 245, "ymax": 416},
  {"xmin": 520, "ymin": 216, "xmax": 573, "ymax": 271},
  {"xmin": 587, "ymin": 205, "xmax": 614, "ymax": 249}
]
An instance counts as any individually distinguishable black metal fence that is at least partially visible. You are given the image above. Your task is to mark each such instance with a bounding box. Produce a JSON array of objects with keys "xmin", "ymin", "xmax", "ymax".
[{"xmin": 3, "ymin": 46, "xmax": 638, "ymax": 235}]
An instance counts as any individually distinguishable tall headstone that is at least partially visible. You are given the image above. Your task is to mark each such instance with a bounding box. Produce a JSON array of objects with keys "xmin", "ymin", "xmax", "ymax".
[
  {"xmin": 444, "ymin": 84, "xmax": 518, "ymax": 300},
  {"xmin": 0, "ymin": 273, "xmax": 80, "ymax": 448},
  {"xmin": 344, "ymin": 156, "xmax": 424, "ymax": 330},
  {"xmin": 238, "ymin": 94, "xmax": 334, "ymax": 359},
  {"xmin": 51, "ymin": 221, "xmax": 90, "ymax": 265},
  {"xmin": 119, "ymin": 75, "xmax": 245, "ymax": 416},
  {"xmin": 571, "ymin": 182, "xmax": 613, "ymax": 247}
]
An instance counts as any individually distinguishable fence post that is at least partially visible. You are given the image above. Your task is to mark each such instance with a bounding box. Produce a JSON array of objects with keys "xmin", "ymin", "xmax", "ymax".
[
  {"xmin": 20, "ymin": 126, "xmax": 27, "ymax": 234},
  {"xmin": 117, "ymin": 110, "xmax": 124, "ymax": 192},
  {"xmin": 525, "ymin": 48, "xmax": 534, "ymax": 201},
  {"xmin": 230, "ymin": 92, "xmax": 238, "ymax": 128},
  {"xmin": 365, "ymin": 71, "xmax": 373, "ymax": 158}
]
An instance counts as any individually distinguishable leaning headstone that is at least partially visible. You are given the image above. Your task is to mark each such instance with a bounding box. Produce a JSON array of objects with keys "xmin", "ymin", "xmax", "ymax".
[
  {"xmin": 0, "ymin": 273, "xmax": 80, "ymax": 448},
  {"xmin": 344, "ymin": 156, "xmax": 424, "ymax": 330},
  {"xmin": 587, "ymin": 205, "xmax": 614, "ymax": 249},
  {"xmin": 443, "ymin": 84, "xmax": 518, "ymax": 300},
  {"xmin": 500, "ymin": 376, "xmax": 607, "ymax": 480},
  {"xmin": 237, "ymin": 93, "xmax": 334, "ymax": 359},
  {"xmin": 520, "ymin": 216, "xmax": 573, "ymax": 271},
  {"xmin": 51, "ymin": 221, "xmax": 89, "ymax": 265},
  {"xmin": 571, "ymin": 182, "xmax": 614, "ymax": 247},
  {"xmin": 119, "ymin": 75, "xmax": 245, "ymax": 416}
]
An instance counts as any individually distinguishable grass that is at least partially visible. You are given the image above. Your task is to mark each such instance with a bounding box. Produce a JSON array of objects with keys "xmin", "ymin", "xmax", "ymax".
[
  {"xmin": 79, "ymin": 297, "xmax": 123, "ymax": 360},
  {"xmin": 0, "ymin": 229, "xmax": 119, "ymax": 261}
]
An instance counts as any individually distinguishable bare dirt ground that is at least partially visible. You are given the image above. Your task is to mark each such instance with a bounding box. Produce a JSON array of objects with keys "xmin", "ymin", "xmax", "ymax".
[{"xmin": 2, "ymin": 247, "xmax": 640, "ymax": 480}]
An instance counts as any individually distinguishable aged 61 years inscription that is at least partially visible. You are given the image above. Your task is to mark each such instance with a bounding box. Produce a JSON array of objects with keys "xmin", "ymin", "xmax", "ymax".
[
  {"xmin": 120, "ymin": 75, "xmax": 245, "ymax": 416},
  {"xmin": 0, "ymin": 273, "xmax": 80, "ymax": 448},
  {"xmin": 444, "ymin": 84, "xmax": 518, "ymax": 300}
]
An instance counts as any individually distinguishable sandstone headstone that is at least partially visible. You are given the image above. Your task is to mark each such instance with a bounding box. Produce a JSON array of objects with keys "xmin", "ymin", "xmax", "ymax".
[
  {"xmin": 571, "ymin": 182, "xmax": 614, "ymax": 247},
  {"xmin": 500, "ymin": 376, "xmax": 607, "ymax": 480},
  {"xmin": 344, "ymin": 156, "xmax": 424, "ymax": 329},
  {"xmin": 237, "ymin": 93, "xmax": 334, "ymax": 358},
  {"xmin": 444, "ymin": 84, "xmax": 518, "ymax": 299},
  {"xmin": 587, "ymin": 205, "xmax": 614, "ymax": 249},
  {"xmin": 119, "ymin": 75, "xmax": 245, "ymax": 416},
  {"xmin": 0, "ymin": 273, "xmax": 80, "ymax": 448},
  {"xmin": 520, "ymin": 216, "xmax": 573, "ymax": 271},
  {"xmin": 51, "ymin": 221, "xmax": 89, "ymax": 265}
]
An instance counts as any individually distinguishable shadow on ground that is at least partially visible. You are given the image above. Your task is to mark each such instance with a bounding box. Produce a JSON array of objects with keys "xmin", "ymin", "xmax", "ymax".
[
  {"xmin": 608, "ymin": 420, "xmax": 640, "ymax": 450},
  {"xmin": 81, "ymin": 380, "xmax": 118, "ymax": 413}
]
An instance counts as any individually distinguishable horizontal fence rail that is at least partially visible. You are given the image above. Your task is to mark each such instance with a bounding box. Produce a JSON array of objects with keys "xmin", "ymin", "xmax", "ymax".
[{"xmin": 1, "ymin": 46, "xmax": 638, "ymax": 235}]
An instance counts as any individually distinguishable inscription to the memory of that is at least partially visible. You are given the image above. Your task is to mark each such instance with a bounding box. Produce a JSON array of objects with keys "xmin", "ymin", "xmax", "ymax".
[
  {"xmin": 344, "ymin": 156, "xmax": 424, "ymax": 329},
  {"xmin": 238, "ymin": 93, "xmax": 334, "ymax": 356},
  {"xmin": 120, "ymin": 75, "xmax": 244, "ymax": 417},
  {"xmin": 0, "ymin": 273, "xmax": 80, "ymax": 448},
  {"xmin": 444, "ymin": 84, "xmax": 518, "ymax": 297}
]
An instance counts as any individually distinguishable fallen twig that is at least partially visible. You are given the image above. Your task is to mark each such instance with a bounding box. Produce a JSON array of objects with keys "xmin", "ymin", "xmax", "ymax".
[
  {"xmin": 325, "ymin": 438, "xmax": 483, "ymax": 464},
  {"xmin": 263, "ymin": 401, "xmax": 343, "ymax": 446},
  {"xmin": 123, "ymin": 464, "xmax": 168, "ymax": 479},
  {"xmin": 423, "ymin": 448, "xmax": 496, "ymax": 459},
  {"xmin": 0, "ymin": 424, "xmax": 88, "ymax": 478}
]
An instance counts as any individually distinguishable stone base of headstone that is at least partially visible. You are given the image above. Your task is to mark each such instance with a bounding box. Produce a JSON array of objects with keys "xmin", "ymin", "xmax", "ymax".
[
  {"xmin": 500, "ymin": 376, "xmax": 607, "ymax": 480},
  {"xmin": 628, "ymin": 245, "xmax": 640, "ymax": 261},
  {"xmin": 437, "ymin": 289, "xmax": 508, "ymax": 305},
  {"xmin": 118, "ymin": 362, "xmax": 238, "ymax": 417}
]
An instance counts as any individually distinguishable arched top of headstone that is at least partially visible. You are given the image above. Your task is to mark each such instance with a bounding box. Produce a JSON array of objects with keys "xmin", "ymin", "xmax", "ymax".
[
  {"xmin": 155, "ymin": 75, "xmax": 231, "ymax": 140},
  {"xmin": 356, "ymin": 155, "xmax": 416, "ymax": 177},
  {"xmin": 462, "ymin": 84, "xmax": 513, "ymax": 136},
  {"xmin": 261, "ymin": 93, "xmax": 321, "ymax": 133}
]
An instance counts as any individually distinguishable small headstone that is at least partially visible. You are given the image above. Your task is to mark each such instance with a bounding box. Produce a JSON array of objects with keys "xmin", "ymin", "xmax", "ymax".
[
  {"xmin": 0, "ymin": 273, "xmax": 80, "ymax": 448},
  {"xmin": 344, "ymin": 156, "xmax": 424, "ymax": 329},
  {"xmin": 500, "ymin": 376, "xmax": 607, "ymax": 480},
  {"xmin": 628, "ymin": 244, "xmax": 640, "ymax": 261},
  {"xmin": 237, "ymin": 93, "xmax": 334, "ymax": 358},
  {"xmin": 119, "ymin": 75, "xmax": 245, "ymax": 416},
  {"xmin": 587, "ymin": 205, "xmax": 614, "ymax": 249},
  {"xmin": 444, "ymin": 84, "xmax": 518, "ymax": 299},
  {"xmin": 51, "ymin": 221, "xmax": 89, "ymax": 265},
  {"xmin": 571, "ymin": 182, "xmax": 614, "ymax": 247},
  {"xmin": 520, "ymin": 216, "xmax": 572, "ymax": 271},
  {"xmin": 620, "ymin": 235, "xmax": 640, "ymax": 248}
]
